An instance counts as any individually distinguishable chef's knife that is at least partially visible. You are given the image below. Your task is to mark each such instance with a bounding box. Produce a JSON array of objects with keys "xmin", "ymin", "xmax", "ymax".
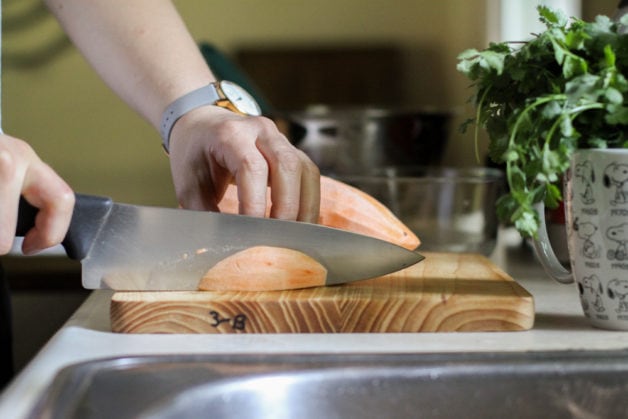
[{"xmin": 16, "ymin": 194, "xmax": 424, "ymax": 290}]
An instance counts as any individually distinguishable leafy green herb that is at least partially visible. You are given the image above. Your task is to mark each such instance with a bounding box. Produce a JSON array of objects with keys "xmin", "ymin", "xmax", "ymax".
[{"xmin": 457, "ymin": 5, "xmax": 628, "ymax": 238}]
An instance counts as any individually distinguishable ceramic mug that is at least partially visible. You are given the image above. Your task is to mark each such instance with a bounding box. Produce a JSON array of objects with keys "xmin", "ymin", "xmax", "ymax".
[{"xmin": 534, "ymin": 149, "xmax": 628, "ymax": 330}]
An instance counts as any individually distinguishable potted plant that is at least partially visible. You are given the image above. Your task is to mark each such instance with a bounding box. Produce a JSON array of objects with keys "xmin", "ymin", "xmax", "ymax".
[{"xmin": 457, "ymin": 5, "xmax": 628, "ymax": 238}]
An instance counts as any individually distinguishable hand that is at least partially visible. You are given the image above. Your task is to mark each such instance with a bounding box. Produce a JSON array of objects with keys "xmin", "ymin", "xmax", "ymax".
[
  {"xmin": 0, "ymin": 135, "xmax": 75, "ymax": 255},
  {"xmin": 167, "ymin": 106, "xmax": 320, "ymax": 223}
]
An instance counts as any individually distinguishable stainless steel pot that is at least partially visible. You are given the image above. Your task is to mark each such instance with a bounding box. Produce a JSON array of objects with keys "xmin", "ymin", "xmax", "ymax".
[{"xmin": 280, "ymin": 106, "xmax": 452, "ymax": 175}]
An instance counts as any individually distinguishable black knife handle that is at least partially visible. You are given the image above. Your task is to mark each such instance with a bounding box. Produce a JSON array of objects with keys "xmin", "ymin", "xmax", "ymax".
[{"xmin": 16, "ymin": 193, "xmax": 113, "ymax": 260}]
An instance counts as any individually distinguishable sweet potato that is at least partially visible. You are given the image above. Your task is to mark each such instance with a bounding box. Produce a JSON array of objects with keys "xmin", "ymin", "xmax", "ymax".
[
  {"xmin": 217, "ymin": 175, "xmax": 420, "ymax": 250},
  {"xmin": 198, "ymin": 246, "xmax": 327, "ymax": 291}
]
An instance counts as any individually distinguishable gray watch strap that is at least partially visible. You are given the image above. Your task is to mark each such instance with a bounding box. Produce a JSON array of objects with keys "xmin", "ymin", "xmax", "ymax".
[{"xmin": 159, "ymin": 84, "xmax": 220, "ymax": 153}]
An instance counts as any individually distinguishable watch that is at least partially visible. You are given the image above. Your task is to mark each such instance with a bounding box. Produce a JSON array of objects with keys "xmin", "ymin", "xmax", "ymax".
[{"xmin": 159, "ymin": 80, "xmax": 262, "ymax": 153}]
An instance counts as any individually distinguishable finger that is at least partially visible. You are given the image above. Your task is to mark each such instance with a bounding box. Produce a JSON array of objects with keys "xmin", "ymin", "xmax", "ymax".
[
  {"xmin": 203, "ymin": 117, "xmax": 271, "ymax": 217},
  {"xmin": 21, "ymin": 163, "xmax": 75, "ymax": 255},
  {"xmin": 254, "ymin": 123, "xmax": 305, "ymax": 220},
  {"xmin": 296, "ymin": 151, "xmax": 321, "ymax": 223},
  {"xmin": 170, "ymin": 110, "xmax": 271, "ymax": 216},
  {"xmin": 0, "ymin": 149, "xmax": 21, "ymax": 254},
  {"xmin": 232, "ymin": 150, "xmax": 269, "ymax": 218},
  {"xmin": 266, "ymin": 147, "xmax": 303, "ymax": 221}
]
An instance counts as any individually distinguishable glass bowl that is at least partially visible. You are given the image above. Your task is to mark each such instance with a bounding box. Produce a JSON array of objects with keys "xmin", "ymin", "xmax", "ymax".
[{"xmin": 336, "ymin": 167, "xmax": 505, "ymax": 256}]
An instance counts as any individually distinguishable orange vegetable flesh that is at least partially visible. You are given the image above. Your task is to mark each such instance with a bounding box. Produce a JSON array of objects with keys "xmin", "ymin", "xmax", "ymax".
[
  {"xmin": 318, "ymin": 176, "xmax": 420, "ymax": 250},
  {"xmin": 217, "ymin": 176, "xmax": 420, "ymax": 250},
  {"xmin": 198, "ymin": 246, "xmax": 327, "ymax": 291}
]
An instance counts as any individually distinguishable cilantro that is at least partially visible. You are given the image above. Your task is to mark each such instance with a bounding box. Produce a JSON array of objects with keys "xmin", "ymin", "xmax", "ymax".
[{"xmin": 457, "ymin": 5, "xmax": 628, "ymax": 238}]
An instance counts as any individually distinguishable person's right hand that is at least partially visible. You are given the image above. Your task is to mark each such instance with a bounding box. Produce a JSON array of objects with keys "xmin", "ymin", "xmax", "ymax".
[{"xmin": 0, "ymin": 134, "xmax": 75, "ymax": 255}]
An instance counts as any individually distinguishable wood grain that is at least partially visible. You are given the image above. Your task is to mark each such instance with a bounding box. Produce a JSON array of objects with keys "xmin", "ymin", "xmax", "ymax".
[{"xmin": 110, "ymin": 252, "xmax": 534, "ymax": 334}]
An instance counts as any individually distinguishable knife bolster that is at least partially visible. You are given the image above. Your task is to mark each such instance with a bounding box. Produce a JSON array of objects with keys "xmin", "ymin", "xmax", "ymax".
[{"xmin": 63, "ymin": 194, "xmax": 113, "ymax": 260}]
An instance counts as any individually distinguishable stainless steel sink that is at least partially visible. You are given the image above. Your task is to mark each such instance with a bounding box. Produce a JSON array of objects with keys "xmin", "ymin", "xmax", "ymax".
[{"xmin": 29, "ymin": 351, "xmax": 628, "ymax": 419}]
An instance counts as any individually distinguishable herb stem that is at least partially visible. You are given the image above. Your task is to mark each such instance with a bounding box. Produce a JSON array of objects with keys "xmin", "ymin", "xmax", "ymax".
[
  {"xmin": 544, "ymin": 102, "xmax": 605, "ymax": 146},
  {"xmin": 569, "ymin": 103, "xmax": 605, "ymax": 114},
  {"xmin": 474, "ymin": 85, "xmax": 492, "ymax": 163},
  {"xmin": 504, "ymin": 94, "xmax": 567, "ymax": 215},
  {"xmin": 508, "ymin": 94, "xmax": 567, "ymax": 150}
]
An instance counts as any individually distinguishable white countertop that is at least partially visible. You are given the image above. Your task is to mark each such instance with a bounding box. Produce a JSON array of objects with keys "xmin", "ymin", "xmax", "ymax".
[{"xmin": 3, "ymin": 228, "xmax": 628, "ymax": 418}]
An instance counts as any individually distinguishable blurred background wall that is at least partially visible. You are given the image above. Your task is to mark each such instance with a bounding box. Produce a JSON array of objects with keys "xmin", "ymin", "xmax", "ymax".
[{"xmin": 1, "ymin": 0, "xmax": 620, "ymax": 206}]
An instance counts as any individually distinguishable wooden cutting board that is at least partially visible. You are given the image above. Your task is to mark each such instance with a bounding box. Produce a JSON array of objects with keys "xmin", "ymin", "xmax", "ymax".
[{"xmin": 110, "ymin": 252, "xmax": 534, "ymax": 334}]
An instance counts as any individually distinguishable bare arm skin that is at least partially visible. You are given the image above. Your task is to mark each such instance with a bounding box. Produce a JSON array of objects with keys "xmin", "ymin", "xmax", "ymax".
[{"xmin": 44, "ymin": 0, "xmax": 320, "ymax": 222}]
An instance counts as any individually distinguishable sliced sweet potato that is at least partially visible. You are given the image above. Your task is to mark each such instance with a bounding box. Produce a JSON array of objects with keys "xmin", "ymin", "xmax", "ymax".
[
  {"xmin": 198, "ymin": 246, "xmax": 327, "ymax": 291},
  {"xmin": 317, "ymin": 176, "xmax": 420, "ymax": 250},
  {"xmin": 217, "ymin": 176, "xmax": 420, "ymax": 250}
]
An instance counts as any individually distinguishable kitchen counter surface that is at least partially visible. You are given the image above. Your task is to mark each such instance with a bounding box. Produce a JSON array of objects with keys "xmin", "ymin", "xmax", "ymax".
[{"xmin": 3, "ymin": 229, "xmax": 628, "ymax": 418}]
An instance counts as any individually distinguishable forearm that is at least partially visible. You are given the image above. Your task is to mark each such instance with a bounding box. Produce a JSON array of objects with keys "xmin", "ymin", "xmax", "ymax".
[
  {"xmin": 44, "ymin": 0, "xmax": 214, "ymax": 129},
  {"xmin": 44, "ymin": 0, "xmax": 321, "ymax": 222}
]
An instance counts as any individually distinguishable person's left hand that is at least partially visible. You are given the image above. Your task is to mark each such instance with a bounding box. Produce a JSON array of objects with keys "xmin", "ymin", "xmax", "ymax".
[{"xmin": 167, "ymin": 105, "xmax": 320, "ymax": 223}]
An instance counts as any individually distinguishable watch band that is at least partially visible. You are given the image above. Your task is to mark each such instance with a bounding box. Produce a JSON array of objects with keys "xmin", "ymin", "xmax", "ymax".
[{"xmin": 159, "ymin": 84, "xmax": 221, "ymax": 153}]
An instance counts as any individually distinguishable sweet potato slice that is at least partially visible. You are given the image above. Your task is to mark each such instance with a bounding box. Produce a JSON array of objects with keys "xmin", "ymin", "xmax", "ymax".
[
  {"xmin": 318, "ymin": 176, "xmax": 420, "ymax": 250},
  {"xmin": 217, "ymin": 176, "xmax": 420, "ymax": 250},
  {"xmin": 198, "ymin": 246, "xmax": 327, "ymax": 291}
]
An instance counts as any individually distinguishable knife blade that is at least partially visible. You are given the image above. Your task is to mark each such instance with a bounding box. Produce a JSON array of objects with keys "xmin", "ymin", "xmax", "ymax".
[{"xmin": 16, "ymin": 194, "xmax": 424, "ymax": 290}]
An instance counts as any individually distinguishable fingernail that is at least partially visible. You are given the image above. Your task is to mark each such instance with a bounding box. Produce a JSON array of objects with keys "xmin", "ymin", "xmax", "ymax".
[{"xmin": 22, "ymin": 243, "xmax": 40, "ymax": 256}]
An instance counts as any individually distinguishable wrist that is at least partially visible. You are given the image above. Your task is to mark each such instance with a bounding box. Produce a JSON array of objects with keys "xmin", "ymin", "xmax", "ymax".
[
  {"xmin": 159, "ymin": 81, "xmax": 261, "ymax": 153},
  {"xmin": 160, "ymin": 84, "xmax": 220, "ymax": 153}
]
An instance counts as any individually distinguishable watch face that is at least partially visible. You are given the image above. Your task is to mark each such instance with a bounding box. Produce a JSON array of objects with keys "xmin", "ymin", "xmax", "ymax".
[{"xmin": 220, "ymin": 81, "xmax": 262, "ymax": 116}]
